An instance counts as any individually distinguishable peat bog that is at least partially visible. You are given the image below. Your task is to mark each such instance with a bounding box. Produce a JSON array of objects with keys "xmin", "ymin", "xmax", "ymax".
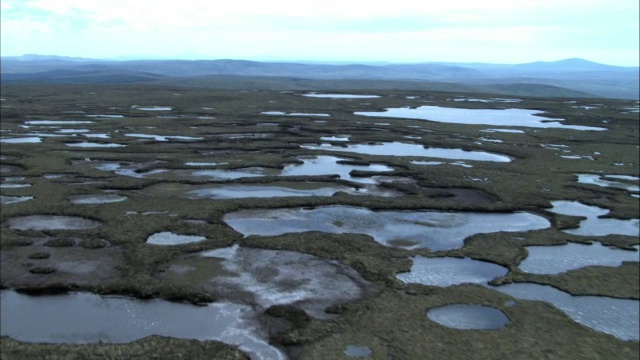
[{"xmin": 1, "ymin": 84, "xmax": 639, "ymax": 359}]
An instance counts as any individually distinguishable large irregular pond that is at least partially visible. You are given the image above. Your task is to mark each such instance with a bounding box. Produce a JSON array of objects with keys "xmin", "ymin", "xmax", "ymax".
[
  {"xmin": 396, "ymin": 256, "xmax": 508, "ymax": 286},
  {"xmin": 354, "ymin": 106, "xmax": 606, "ymax": 131},
  {"xmin": 493, "ymin": 283, "xmax": 639, "ymax": 341},
  {"xmin": 143, "ymin": 182, "xmax": 400, "ymax": 199},
  {"xmin": 160, "ymin": 245, "xmax": 375, "ymax": 318},
  {"xmin": 547, "ymin": 201, "xmax": 639, "ymax": 237},
  {"xmin": 518, "ymin": 242, "xmax": 640, "ymax": 274},
  {"xmin": 0, "ymin": 290, "xmax": 285, "ymax": 360},
  {"xmin": 576, "ymin": 174, "xmax": 640, "ymax": 193},
  {"xmin": 223, "ymin": 206, "xmax": 550, "ymax": 250},
  {"xmin": 280, "ymin": 155, "xmax": 394, "ymax": 184},
  {"xmin": 302, "ymin": 142, "xmax": 512, "ymax": 162},
  {"xmin": 77, "ymin": 156, "xmax": 400, "ymax": 187}
]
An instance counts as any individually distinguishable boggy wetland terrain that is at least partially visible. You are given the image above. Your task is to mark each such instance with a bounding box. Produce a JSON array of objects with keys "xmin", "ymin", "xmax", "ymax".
[{"xmin": 0, "ymin": 84, "xmax": 639, "ymax": 359}]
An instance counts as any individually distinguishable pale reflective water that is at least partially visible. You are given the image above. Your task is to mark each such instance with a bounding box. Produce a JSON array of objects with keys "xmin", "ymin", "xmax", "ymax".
[
  {"xmin": 548, "ymin": 201, "xmax": 639, "ymax": 237},
  {"xmin": 125, "ymin": 134, "xmax": 203, "ymax": 141},
  {"xmin": 344, "ymin": 345, "xmax": 373, "ymax": 357},
  {"xmin": 0, "ymin": 290, "xmax": 285, "ymax": 360},
  {"xmin": 427, "ymin": 304, "xmax": 509, "ymax": 330},
  {"xmin": 397, "ymin": 257, "xmax": 508, "ymax": 286},
  {"xmin": 355, "ymin": 106, "xmax": 606, "ymax": 131},
  {"xmin": 493, "ymin": 283, "xmax": 639, "ymax": 340},
  {"xmin": 184, "ymin": 184, "xmax": 399, "ymax": 199},
  {"xmin": 261, "ymin": 111, "xmax": 330, "ymax": 117},
  {"xmin": 223, "ymin": 206, "xmax": 550, "ymax": 250},
  {"xmin": 147, "ymin": 232, "xmax": 207, "ymax": 245},
  {"xmin": 280, "ymin": 155, "xmax": 394, "ymax": 184},
  {"xmin": 25, "ymin": 120, "xmax": 93, "ymax": 125},
  {"xmin": 196, "ymin": 245, "xmax": 374, "ymax": 318},
  {"xmin": 68, "ymin": 194, "xmax": 128, "ymax": 204},
  {"xmin": 0, "ymin": 195, "xmax": 34, "ymax": 204},
  {"xmin": 576, "ymin": 174, "xmax": 640, "ymax": 192},
  {"xmin": 302, "ymin": 93, "xmax": 380, "ymax": 98},
  {"xmin": 66, "ymin": 142, "xmax": 126, "ymax": 148},
  {"xmin": 134, "ymin": 106, "xmax": 172, "ymax": 111},
  {"xmin": 301, "ymin": 142, "xmax": 512, "ymax": 162},
  {"xmin": 519, "ymin": 243, "xmax": 640, "ymax": 274},
  {"xmin": 6, "ymin": 215, "xmax": 101, "ymax": 230},
  {"xmin": 0, "ymin": 137, "xmax": 42, "ymax": 143}
]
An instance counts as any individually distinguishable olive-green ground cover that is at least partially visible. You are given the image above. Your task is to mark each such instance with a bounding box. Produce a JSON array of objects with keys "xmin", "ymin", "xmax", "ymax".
[{"xmin": 1, "ymin": 84, "xmax": 638, "ymax": 359}]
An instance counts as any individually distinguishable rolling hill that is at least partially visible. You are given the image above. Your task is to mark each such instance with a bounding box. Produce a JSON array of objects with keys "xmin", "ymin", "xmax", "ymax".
[{"xmin": 1, "ymin": 55, "xmax": 637, "ymax": 99}]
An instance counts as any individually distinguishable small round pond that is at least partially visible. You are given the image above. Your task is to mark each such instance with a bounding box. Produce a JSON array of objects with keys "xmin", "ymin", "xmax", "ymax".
[
  {"xmin": 427, "ymin": 304, "xmax": 509, "ymax": 330},
  {"xmin": 344, "ymin": 345, "xmax": 373, "ymax": 358}
]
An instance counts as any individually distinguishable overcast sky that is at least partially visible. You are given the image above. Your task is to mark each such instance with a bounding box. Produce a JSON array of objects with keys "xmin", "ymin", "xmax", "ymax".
[{"xmin": 1, "ymin": 0, "xmax": 638, "ymax": 66}]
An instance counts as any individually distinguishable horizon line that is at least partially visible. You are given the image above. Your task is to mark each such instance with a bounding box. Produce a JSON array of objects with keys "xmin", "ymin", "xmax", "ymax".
[{"xmin": 2, "ymin": 54, "xmax": 639, "ymax": 68}]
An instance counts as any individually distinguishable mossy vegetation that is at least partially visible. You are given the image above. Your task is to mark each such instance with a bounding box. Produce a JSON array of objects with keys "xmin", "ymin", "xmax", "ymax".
[{"xmin": 1, "ymin": 83, "xmax": 638, "ymax": 359}]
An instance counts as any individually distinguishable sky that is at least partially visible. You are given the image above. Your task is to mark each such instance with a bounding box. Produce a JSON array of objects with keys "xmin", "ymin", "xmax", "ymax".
[{"xmin": 1, "ymin": 0, "xmax": 638, "ymax": 66}]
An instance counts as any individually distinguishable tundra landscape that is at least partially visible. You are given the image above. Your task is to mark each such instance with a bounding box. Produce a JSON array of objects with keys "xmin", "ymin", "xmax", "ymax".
[{"xmin": 0, "ymin": 56, "xmax": 639, "ymax": 359}]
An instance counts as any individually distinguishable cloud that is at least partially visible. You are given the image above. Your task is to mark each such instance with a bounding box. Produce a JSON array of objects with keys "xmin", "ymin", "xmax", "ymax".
[{"xmin": 1, "ymin": 0, "xmax": 637, "ymax": 65}]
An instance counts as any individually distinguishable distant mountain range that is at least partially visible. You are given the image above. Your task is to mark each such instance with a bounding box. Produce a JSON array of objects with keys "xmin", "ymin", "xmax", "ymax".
[{"xmin": 1, "ymin": 55, "xmax": 638, "ymax": 99}]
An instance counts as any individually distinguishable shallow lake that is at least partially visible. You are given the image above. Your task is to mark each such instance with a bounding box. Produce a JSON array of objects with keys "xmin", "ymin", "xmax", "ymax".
[
  {"xmin": 301, "ymin": 142, "xmax": 512, "ymax": 162},
  {"xmin": 548, "ymin": 201, "xmax": 639, "ymax": 237},
  {"xmin": 493, "ymin": 283, "xmax": 639, "ymax": 341},
  {"xmin": 519, "ymin": 242, "xmax": 640, "ymax": 274},
  {"xmin": 576, "ymin": 174, "xmax": 640, "ymax": 192},
  {"xmin": 396, "ymin": 257, "xmax": 508, "ymax": 286},
  {"xmin": 0, "ymin": 290, "xmax": 284, "ymax": 360},
  {"xmin": 223, "ymin": 206, "xmax": 550, "ymax": 250},
  {"xmin": 280, "ymin": 155, "xmax": 394, "ymax": 184},
  {"xmin": 355, "ymin": 106, "xmax": 606, "ymax": 131},
  {"xmin": 181, "ymin": 183, "xmax": 400, "ymax": 199},
  {"xmin": 163, "ymin": 245, "xmax": 375, "ymax": 318},
  {"xmin": 134, "ymin": 106, "xmax": 172, "ymax": 111}
]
